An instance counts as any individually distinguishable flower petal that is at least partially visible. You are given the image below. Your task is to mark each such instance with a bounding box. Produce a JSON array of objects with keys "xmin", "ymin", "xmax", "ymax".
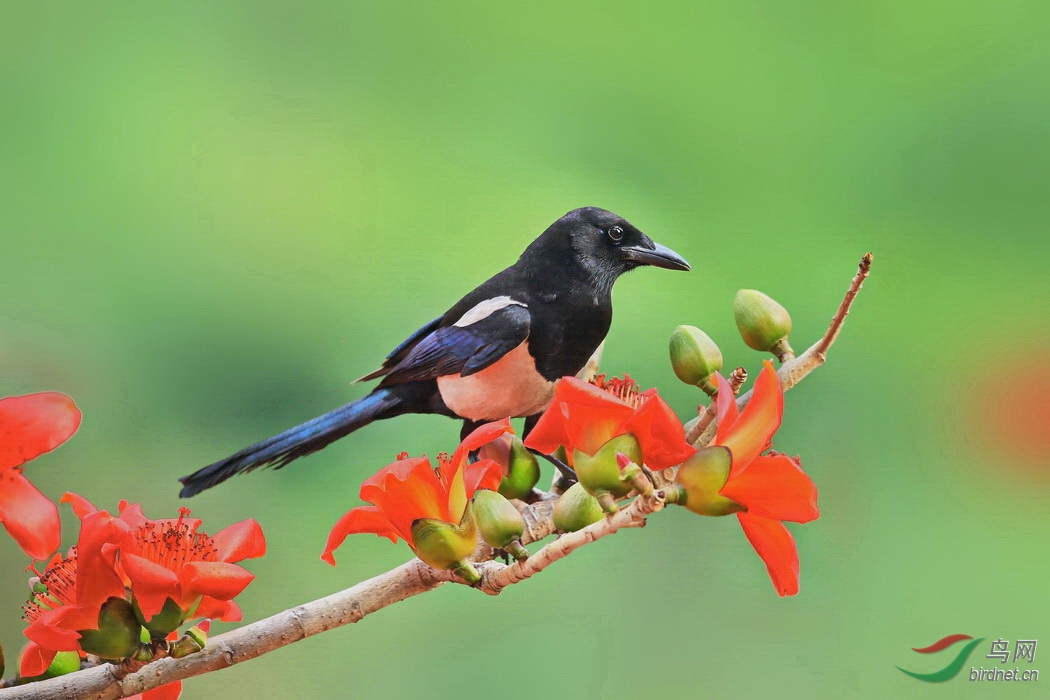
[
  {"xmin": 720, "ymin": 454, "xmax": 819, "ymax": 523},
  {"xmin": 737, "ymin": 512, "xmax": 800, "ymax": 596},
  {"xmin": 128, "ymin": 680, "xmax": 183, "ymax": 700},
  {"xmin": 179, "ymin": 561, "xmax": 254, "ymax": 601},
  {"xmin": 24, "ymin": 604, "xmax": 98, "ymax": 651},
  {"xmin": 524, "ymin": 377, "xmax": 634, "ymax": 457},
  {"xmin": 619, "ymin": 390, "xmax": 695, "ymax": 470},
  {"xmin": 449, "ymin": 419, "xmax": 513, "ymax": 470},
  {"xmin": 713, "ymin": 371, "xmax": 739, "ymax": 433},
  {"xmin": 321, "ymin": 505, "xmax": 400, "ymax": 566},
  {"xmin": 18, "ymin": 641, "xmax": 57, "ymax": 678},
  {"xmin": 75, "ymin": 510, "xmax": 131, "ymax": 607},
  {"xmin": 0, "ymin": 472, "xmax": 60, "ymax": 560},
  {"xmin": 462, "ymin": 458, "xmax": 503, "ymax": 496},
  {"xmin": 212, "ymin": 519, "xmax": 267, "ymax": 563},
  {"xmin": 717, "ymin": 362, "xmax": 783, "ymax": 476},
  {"xmin": 122, "ymin": 553, "xmax": 180, "ymax": 620},
  {"xmin": 60, "ymin": 492, "xmax": 98, "ymax": 519},
  {"xmin": 360, "ymin": 457, "xmax": 446, "ymax": 537},
  {"xmin": 195, "ymin": 596, "xmax": 240, "ymax": 622},
  {"xmin": 0, "ymin": 393, "xmax": 81, "ymax": 470}
]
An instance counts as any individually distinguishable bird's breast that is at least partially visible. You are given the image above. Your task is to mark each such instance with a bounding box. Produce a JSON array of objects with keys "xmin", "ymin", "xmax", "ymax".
[{"xmin": 436, "ymin": 342, "xmax": 555, "ymax": 421}]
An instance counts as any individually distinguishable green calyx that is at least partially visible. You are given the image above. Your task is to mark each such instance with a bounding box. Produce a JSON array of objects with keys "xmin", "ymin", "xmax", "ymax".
[
  {"xmin": 673, "ymin": 446, "xmax": 745, "ymax": 516},
  {"xmin": 473, "ymin": 490, "xmax": 529, "ymax": 559},
  {"xmin": 410, "ymin": 503, "xmax": 480, "ymax": 577},
  {"xmin": 573, "ymin": 433, "xmax": 643, "ymax": 505},
  {"xmin": 553, "ymin": 482, "xmax": 606, "ymax": 532},
  {"xmin": 497, "ymin": 435, "xmax": 541, "ymax": 500},
  {"xmin": 134, "ymin": 595, "xmax": 192, "ymax": 638},
  {"xmin": 78, "ymin": 597, "xmax": 142, "ymax": 661},
  {"xmin": 669, "ymin": 325, "xmax": 723, "ymax": 393},
  {"xmin": 733, "ymin": 289, "xmax": 794, "ymax": 358}
]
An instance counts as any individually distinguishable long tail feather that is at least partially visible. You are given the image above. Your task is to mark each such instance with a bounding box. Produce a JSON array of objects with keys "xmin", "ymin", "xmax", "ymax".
[{"xmin": 179, "ymin": 388, "xmax": 401, "ymax": 497}]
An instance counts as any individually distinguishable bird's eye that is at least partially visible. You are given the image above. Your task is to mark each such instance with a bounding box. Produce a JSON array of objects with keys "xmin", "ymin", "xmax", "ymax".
[{"xmin": 607, "ymin": 225, "xmax": 624, "ymax": 242}]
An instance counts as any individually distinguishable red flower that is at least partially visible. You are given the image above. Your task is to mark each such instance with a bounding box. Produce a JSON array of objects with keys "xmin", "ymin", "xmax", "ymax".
[
  {"xmin": 63, "ymin": 494, "xmax": 266, "ymax": 634},
  {"xmin": 20, "ymin": 551, "xmax": 101, "ymax": 676},
  {"xmin": 712, "ymin": 361, "xmax": 819, "ymax": 596},
  {"xmin": 322, "ymin": 420, "xmax": 508, "ymax": 565},
  {"xmin": 523, "ymin": 374, "xmax": 694, "ymax": 471},
  {"xmin": 0, "ymin": 392, "xmax": 81, "ymax": 560}
]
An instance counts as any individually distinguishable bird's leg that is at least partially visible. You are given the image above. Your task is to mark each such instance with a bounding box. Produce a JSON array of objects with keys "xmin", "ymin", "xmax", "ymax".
[{"xmin": 527, "ymin": 447, "xmax": 577, "ymax": 492}]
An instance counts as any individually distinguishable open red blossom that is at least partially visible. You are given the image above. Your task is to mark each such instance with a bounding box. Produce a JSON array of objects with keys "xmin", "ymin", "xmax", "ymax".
[
  {"xmin": 0, "ymin": 392, "xmax": 82, "ymax": 560},
  {"xmin": 322, "ymin": 420, "xmax": 509, "ymax": 565},
  {"xmin": 524, "ymin": 374, "xmax": 695, "ymax": 470},
  {"xmin": 713, "ymin": 361, "xmax": 819, "ymax": 596},
  {"xmin": 20, "ymin": 551, "xmax": 101, "ymax": 676},
  {"xmin": 62, "ymin": 494, "xmax": 266, "ymax": 627}
]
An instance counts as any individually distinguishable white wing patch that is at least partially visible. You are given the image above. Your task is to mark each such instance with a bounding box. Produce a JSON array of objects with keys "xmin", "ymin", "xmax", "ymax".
[{"xmin": 453, "ymin": 296, "xmax": 527, "ymax": 327}]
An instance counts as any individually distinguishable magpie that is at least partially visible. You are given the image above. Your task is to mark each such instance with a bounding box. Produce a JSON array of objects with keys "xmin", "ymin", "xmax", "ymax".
[{"xmin": 178, "ymin": 207, "xmax": 690, "ymax": 497}]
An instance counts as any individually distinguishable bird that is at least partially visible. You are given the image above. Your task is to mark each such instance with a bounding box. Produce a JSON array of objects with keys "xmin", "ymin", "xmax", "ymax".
[{"xmin": 178, "ymin": 206, "xmax": 690, "ymax": 497}]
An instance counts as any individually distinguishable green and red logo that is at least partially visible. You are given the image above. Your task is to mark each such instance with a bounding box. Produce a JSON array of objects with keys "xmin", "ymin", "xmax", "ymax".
[{"xmin": 897, "ymin": 634, "xmax": 984, "ymax": 683}]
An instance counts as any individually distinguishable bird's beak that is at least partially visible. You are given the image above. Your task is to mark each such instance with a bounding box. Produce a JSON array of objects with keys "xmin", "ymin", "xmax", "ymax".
[{"xmin": 621, "ymin": 240, "xmax": 691, "ymax": 271}]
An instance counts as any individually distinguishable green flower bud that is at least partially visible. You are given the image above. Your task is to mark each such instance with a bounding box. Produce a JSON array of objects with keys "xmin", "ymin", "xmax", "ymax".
[
  {"xmin": 170, "ymin": 621, "xmax": 210, "ymax": 659},
  {"xmin": 45, "ymin": 651, "xmax": 80, "ymax": 678},
  {"xmin": 134, "ymin": 596, "xmax": 192, "ymax": 639},
  {"xmin": 410, "ymin": 504, "xmax": 481, "ymax": 582},
  {"xmin": 496, "ymin": 436, "xmax": 541, "ymax": 500},
  {"xmin": 553, "ymin": 482, "xmax": 606, "ymax": 532},
  {"xmin": 78, "ymin": 597, "xmax": 142, "ymax": 661},
  {"xmin": 572, "ymin": 433, "xmax": 643, "ymax": 509},
  {"xmin": 733, "ymin": 289, "xmax": 794, "ymax": 359},
  {"xmin": 672, "ymin": 446, "xmax": 745, "ymax": 516},
  {"xmin": 473, "ymin": 490, "xmax": 529, "ymax": 560},
  {"xmin": 669, "ymin": 325, "xmax": 723, "ymax": 393}
]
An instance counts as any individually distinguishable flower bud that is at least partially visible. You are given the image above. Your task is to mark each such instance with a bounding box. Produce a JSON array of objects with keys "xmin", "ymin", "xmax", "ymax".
[
  {"xmin": 44, "ymin": 651, "xmax": 80, "ymax": 678},
  {"xmin": 171, "ymin": 619, "xmax": 211, "ymax": 659},
  {"xmin": 473, "ymin": 490, "xmax": 529, "ymax": 561},
  {"xmin": 410, "ymin": 504, "xmax": 481, "ymax": 582},
  {"xmin": 484, "ymin": 434, "xmax": 540, "ymax": 500},
  {"xmin": 553, "ymin": 482, "xmax": 606, "ymax": 532},
  {"xmin": 672, "ymin": 446, "xmax": 745, "ymax": 516},
  {"xmin": 78, "ymin": 597, "xmax": 142, "ymax": 661},
  {"xmin": 733, "ymin": 289, "xmax": 794, "ymax": 360},
  {"xmin": 669, "ymin": 325, "xmax": 723, "ymax": 393},
  {"xmin": 572, "ymin": 433, "xmax": 643, "ymax": 510}
]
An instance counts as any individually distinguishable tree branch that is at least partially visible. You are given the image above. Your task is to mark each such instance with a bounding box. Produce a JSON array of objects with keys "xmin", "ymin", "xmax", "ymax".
[{"xmin": 0, "ymin": 254, "xmax": 872, "ymax": 700}]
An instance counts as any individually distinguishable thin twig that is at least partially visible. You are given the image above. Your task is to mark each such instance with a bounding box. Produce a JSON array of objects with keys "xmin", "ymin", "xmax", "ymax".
[
  {"xmin": 477, "ymin": 490, "xmax": 668, "ymax": 595},
  {"xmin": 694, "ymin": 252, "xmax": 873, "ymax": 447},
  {"xmin": 684, "ymin": 366, "xmax": 747, "ymax": 444}
]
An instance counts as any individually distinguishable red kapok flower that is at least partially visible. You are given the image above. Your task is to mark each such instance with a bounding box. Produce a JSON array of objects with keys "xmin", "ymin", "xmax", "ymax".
[
  {"xmin": 523, "ymin": 374, "xmax": 694, "ymax": 471},
  {"xmin": 63, "ymin": 494, "xmax": 266, "ymax": 635},
  {"xmin": 321, "ymin": 420, "xmax": 509, "ymax": 566},
  {"xmin": 20, "ymin": 552, "xmax": 100, "ymax": 676},
  {"xmin": 0, "ymin": 392, "xmax": 81, "ymax": 560},
  {"xmin": 677, "ymin": 361, "xmax": 819, "ymax": 596}
]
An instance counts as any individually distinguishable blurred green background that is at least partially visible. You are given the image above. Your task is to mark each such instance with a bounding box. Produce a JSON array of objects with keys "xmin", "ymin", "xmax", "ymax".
[{"xmin": 2, "ymin": 1, "xmax": 1048, "ymax": 697}]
